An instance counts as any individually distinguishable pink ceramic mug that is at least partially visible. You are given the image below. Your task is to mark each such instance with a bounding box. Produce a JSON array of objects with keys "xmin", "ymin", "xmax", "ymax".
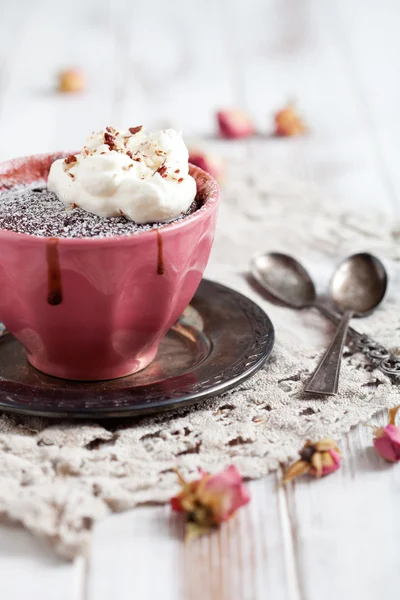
[{"xmin": 0, "ymin": 152, "xmax": 219, "ymax": 380}]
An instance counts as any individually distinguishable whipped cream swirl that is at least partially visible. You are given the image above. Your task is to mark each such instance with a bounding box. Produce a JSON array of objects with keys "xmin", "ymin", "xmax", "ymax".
[{"xmin": 48, "ymin": 126, "xmax": 197, "ymax": 223}]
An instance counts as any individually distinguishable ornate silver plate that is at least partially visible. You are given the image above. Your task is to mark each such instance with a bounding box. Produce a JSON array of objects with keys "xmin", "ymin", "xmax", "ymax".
[{"xmin": 0, "ymin": 280, "xmax": 274, "ymax": 419}]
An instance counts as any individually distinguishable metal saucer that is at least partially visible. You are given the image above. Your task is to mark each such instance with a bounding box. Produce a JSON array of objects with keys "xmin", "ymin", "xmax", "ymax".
[{"xmin": 0, "ymin": 280, "xmax": 274, "ymax": 419}]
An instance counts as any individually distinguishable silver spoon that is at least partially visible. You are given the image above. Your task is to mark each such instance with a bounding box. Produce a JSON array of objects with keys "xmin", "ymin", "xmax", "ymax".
[
  {"xmin": 305, "ymin": 252, "xmax": 387, "ymax": 395},
  {"xmin": 250, "ymin": 252, "xmax": 388, "ymax": 393},
  {"xmin": 250, "ymin": 252, "xmax": 358, "ymax": 335}
]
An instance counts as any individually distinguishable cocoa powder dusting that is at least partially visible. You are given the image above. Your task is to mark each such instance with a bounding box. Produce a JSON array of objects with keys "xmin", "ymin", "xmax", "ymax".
[{"xmin": 0, "ymin": 184, "xmax": 202, "ymax": 238}]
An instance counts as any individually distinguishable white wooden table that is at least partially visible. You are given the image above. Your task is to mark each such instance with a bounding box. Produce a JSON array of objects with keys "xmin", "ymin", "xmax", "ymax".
[{"xmin": 0, "ymin": 1, "xmax": 399, "ymax": 598}]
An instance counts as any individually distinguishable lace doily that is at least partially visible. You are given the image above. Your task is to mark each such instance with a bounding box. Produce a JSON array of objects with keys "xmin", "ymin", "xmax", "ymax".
[{"xmin": 1, "ymin": 161, "xmax": 399, "ymax": 559}]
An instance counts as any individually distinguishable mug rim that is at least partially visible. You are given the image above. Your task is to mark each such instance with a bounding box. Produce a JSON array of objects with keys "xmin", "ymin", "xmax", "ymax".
[{"xmin": 0, "ymin": 152, "xmax": 219, "ymax": 246}]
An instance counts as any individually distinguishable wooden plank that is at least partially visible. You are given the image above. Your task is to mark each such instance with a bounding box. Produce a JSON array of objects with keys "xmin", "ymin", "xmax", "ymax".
[
  {"xmin": 227, "ymin": 0, "xmax": 396, "ymax": 214},
  {"xmin": 0, "ymin": 5, "xmax": 93, "ymax": 598},
  {"xmin": 224, "ymin": 2, "xmax": 400, "ymax": 600},
  {"xmin": 332, "ymin": 0, "xmax": 400, "ymax": 209},
  {"xmin": 0, "ymin": 2, "xmax": 36, "ymax": 123},
  {"xmin": 88, "ymin": 476, "xmax": 291, "ymax": 600},
  {"xmin": 111, "ymin": 0, "xmax": 238, "ymax": 135},
  {"xmin": 88, "ymin": 506, "xmax": 183, "ymax": 600},
  {"xmin": 0, "ymin": 525, "xmax": 82, "ymax": 600},
  {"xmin": 0, "ymin": 0, "xmax": 118, "ymax": 159},
  {"xmin": 286, "ymin": 413, "xmax": 400, "ymax": 600},
  {"xmin": 257, "ymin": 2, "xmax": 400, "ymax": 599}
]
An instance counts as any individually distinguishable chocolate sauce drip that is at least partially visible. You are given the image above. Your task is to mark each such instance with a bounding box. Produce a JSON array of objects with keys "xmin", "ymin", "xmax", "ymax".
[
  {"xmin": 46, "ymin": 238, "xmax": 63, "ymax": 305},
  {"xmin": 157, "ymin": 230, "xmax": 165, "ymax": 275}
]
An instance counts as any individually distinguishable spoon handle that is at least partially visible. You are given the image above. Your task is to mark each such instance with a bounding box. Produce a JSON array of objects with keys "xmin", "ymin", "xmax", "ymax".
[
  {"xmin": 305, "ymin": 310, "xmax": 353, "ymax": 396},
  {"xmin": 314, "ymin": 302, "xmax": 360, "ymax": 340}
]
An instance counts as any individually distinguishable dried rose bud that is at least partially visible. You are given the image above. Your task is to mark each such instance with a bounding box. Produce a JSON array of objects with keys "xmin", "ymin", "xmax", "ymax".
[
  {"xmin": 282, "ymin": 438, "xmax": 341, "ymax": 484},
  {"xmin": 217, "ymin": 109, "xmax": 255, "ymax": 139},
  {"xmin": 274, "ymin": 104, "xmax": 306, "ymax": 137},
  {"xmin": 373, "ymin": 406, "xmax": 400, "ymax": 462},
  {"xmin": 171, "ymin": 465, "xmax": 250, "ymax": 540},
  {"xmin": 57, "ymin": 68, "xmax": 85, "ymax": 93},
  {"xmin": 189, "ymin": 150, "xmax": 224, "ymax": 181}
]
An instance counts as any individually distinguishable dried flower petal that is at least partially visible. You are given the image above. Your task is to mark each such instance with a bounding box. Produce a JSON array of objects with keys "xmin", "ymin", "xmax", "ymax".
[
  {"xmin": 217, "ymin": 109, "xmax": 255, "ymax": 139},
  {"xmin": 189, "ymin": 150, "xmax": 224, "ymax": 182},
  {"xmin": 57, "ymin": 69, "xmax": 85, "ymax": 93},
  {"xmin": 282, "ymin": 459, "xmax": 309, "ymax": 483},
  {"xmin": 282, "ymin": 438, "xmax": 341, "ymax": 484},
  {"xmin": 373, "ymin": 405, "xmax": 400, "ymax": 462},
  {"xmin": 171, "ymin": 465, "xmax": 250, "ymax": 540},
  {"xmin": 274, "ymin": 104, "xmax": 306, "ymax": 137}
]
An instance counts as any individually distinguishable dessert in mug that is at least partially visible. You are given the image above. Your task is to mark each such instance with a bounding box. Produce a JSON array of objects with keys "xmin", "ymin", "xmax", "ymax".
[
  {"xmin": 0, "ymin": 126, "xmax": 200, "ymax": 237},
  {"xmin": 0, "ymin": 126, "xmax": 219, "ymax": 380}
]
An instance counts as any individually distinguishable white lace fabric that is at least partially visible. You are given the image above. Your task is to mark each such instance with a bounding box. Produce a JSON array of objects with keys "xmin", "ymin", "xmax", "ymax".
[{"xmin": 0, "ymin": 162, "xmax": 399, "ymax": 559}]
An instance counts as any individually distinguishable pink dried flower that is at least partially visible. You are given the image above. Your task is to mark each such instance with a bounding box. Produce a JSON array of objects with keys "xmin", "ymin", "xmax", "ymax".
[
  {"xmin": 217, "ymin": 109, "xmax": 255, "ymax": 139},
  {"xmin": 171, "ymin": 465, "xmax": 250, "ymax": 540},
  {"xmin": 373, "ymin": 405, "xmax": 400, "ymax": 462},
  {"xmin": 282, "ymin": 438, "xmax": 341, "ymax": 484},
  {"xmin": 189, "ymin": 150, "xmax": 224, "ymax": 181}
]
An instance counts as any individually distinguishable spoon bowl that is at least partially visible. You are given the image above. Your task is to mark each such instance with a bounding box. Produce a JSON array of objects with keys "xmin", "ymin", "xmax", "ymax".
[
  {"xmin": 330, "ymin": 252, "xmax": 387, "ymax": 316},
  {"xmin": 251, "ymin": 252, "xmax": 316, "ymax": 308}
]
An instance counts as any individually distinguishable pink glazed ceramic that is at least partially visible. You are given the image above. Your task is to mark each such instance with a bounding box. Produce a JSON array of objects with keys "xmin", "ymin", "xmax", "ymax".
[{"xmin": 0, "ymin": 152, "xmax": 219, "ymax": 380}]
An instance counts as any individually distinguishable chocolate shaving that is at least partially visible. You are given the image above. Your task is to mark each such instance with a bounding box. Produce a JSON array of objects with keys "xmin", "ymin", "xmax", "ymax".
[
  {"xmin": 64, "ymin": 154, "xmax": 77, "ymax": 167},
  {"xmin": 178, "ymin": 177, "xmax": 184, "ymax": 183},
  {"xmin": 104, "ymin": 132, "xmax": 116, "ymax": 150},
  {"xmin": 157, "ymin": 164, "xmax": 168, "ymax": 178},
  {"xmin": 129, "ymin": 126, "xmax": 143, "ymax": 135}
]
